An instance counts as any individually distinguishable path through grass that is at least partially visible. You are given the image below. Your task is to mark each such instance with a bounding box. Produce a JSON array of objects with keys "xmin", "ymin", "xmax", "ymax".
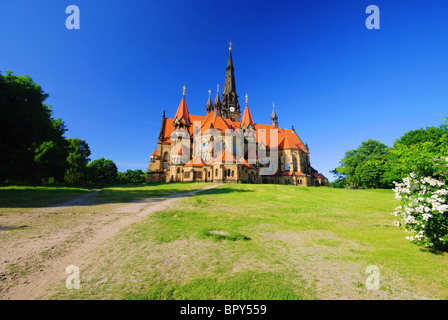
[{"xmin": 49, "ymin": 184, "xmax": 448, "ymax": 300}]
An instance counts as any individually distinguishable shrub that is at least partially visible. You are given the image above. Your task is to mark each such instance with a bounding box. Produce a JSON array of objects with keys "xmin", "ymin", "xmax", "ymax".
[{"xmin": 392, "ymin": 157, "xmax": 448, "ymax": 250}]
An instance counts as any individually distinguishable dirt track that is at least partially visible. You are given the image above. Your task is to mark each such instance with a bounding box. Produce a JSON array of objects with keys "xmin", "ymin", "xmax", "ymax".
[{"xmin": 0, "ymin": 184, "xmax": 221, "ymax": 300}]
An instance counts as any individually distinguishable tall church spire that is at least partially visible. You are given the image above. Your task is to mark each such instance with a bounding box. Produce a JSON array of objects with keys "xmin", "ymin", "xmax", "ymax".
[
  {"xmin": 224, "ymin": 43, "xmax": 236, "ymax": 94},
  {"xmin": 271, "ymin": 102, "xmax": 278, "ymax": 128},
  {"xmin": 221, "ymin": 42, "xmax": 241, "ymax": 121}
]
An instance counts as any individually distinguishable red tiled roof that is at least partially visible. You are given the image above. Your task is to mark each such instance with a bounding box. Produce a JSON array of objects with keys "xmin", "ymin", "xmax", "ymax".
[
  {"xmin": 174, "ymin": 97, "xmax": 190, "ymax": 122},
  {"xmin": 238, "ymin": 157, "xmax": 256, "ymax": 169},
  {"xmin": 185, "ymin": 155, "xmax": 205, "ymax": 167},
  {"xmin": 151, "ymin": 149, "xmax": 158, "ymax": 156},
  {"xmin": 161, "ymin": 102, "xmax": 307, "ymax": 153},
  {"xmin": 312, "ymin": 173, "xmax": 326, "ymax": 179},
  {"xmin": 241, "ymin": 105, "xmax": 254, "ymax": 128},
  {"xmin": 208, "ymin": 150, "xmax": 237, "ymax": 164},
  {"xmin": 273, "ymin": 171, "xmax": 304, "ymax": 176}
]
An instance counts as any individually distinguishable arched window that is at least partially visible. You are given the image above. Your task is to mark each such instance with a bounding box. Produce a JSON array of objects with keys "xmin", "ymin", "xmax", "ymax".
[
  {"xmin": 177, "ymin": 168, "xmax": 180, "ymax": 173},
  {"xmin": 284, "ymin": 157, "xmax": 290, "ymax": 171},
  {"xmin": 163, "ymin": 152, "xmax": 169, "ymax": 169},
  {"xmin": 215, "ymin": 169, "xmax": 218, "ymax": 177},
  {"xmin": 227, "ymin": 169, "xmax": 231, "ymax": 177},
  {"xmin": 293, "ymin": 157, "xmax": 297, "ymax": 171},
  {"xmin": 231, "ymin": 170, "xmax": 234, "ymax": 177}
]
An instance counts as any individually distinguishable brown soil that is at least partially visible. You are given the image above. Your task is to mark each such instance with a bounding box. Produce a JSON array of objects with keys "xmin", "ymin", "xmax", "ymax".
[{"xmin": 0, "ymin": 184, "xmax": 221, "ymax": 300}]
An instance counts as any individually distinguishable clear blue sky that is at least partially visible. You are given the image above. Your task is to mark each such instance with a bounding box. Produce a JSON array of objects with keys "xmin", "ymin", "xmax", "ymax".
[{"xmin": 1, "ymin": 0, "xmax": 447, "ymax": 181}]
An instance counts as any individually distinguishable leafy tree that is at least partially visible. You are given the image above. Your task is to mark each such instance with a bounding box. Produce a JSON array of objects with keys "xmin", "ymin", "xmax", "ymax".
[
  {"xmin": 333, "ymin": 139, "xmax": 389, "ymax": 188},
  {"xmin": 382, "ymin": 141, "xmax": 441, "ymax": 186},
  {"xmin": 395, "ymin": 126, "xmax": 446, "ymax": 149},
  {"xmin": 382, "ymin": 118, "xmax": 448, "ymax": 186},
  {"xmin": 64, "ymin": 139, "xmax": 91, "ymax": 184},
  {"xmin": 87, "ymin": 158, "xmax": 118, "ymax": 185},
  {"xmin": 117, "ymin": 169, "xmax": 146, "ymax": 184},
  {"xmin": 0, "ymin": 71, "xmax": 68, "ymax": 184}
]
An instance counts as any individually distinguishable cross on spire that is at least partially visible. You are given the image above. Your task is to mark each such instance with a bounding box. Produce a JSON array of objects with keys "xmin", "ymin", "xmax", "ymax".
[
  {"xmin": 182, "ymin": 85, "xmax": 186, "ymax": 96},
  {"xmin": 228, "ymin": 41, "xmax": 233, "ymax": 51},
  {"xmin": 245, "ymin": 93, "xmax": 248, "ymax": 106}
]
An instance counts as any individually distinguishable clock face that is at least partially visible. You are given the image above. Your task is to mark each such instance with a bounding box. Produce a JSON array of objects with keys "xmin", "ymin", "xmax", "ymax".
[{"xmin": 230, "ymin": 107, "xmax": 235, "ymax": 112}]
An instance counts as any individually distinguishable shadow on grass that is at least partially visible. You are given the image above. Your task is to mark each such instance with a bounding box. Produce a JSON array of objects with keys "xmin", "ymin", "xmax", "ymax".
[
  {"xmin": 0, "ymin": 225, "xmax": 28, "ymax": 232},
  {"xmin": 419, "ymin": 247, "xmax": 448, "ymax": 255},
  {"xmin": 0, "ymin": 184, "xmax": 252, "ymax": 209}
]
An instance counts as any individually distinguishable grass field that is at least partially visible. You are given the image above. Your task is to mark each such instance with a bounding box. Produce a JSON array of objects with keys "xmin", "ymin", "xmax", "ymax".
[{"xmin": 25, "ymin": 183, "xmax": 446, "ymax": 300}]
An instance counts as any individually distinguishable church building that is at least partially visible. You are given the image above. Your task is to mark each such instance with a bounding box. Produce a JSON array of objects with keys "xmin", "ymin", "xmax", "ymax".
[{"xmin": 147, "ymin": 44, "xmax": 328, "ymax": 186}]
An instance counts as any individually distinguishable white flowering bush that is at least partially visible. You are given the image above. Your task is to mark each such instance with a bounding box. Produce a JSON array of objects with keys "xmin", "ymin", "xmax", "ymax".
[{"xmin": 392, "ymin": 156, "xmax": 448, "ymax": 250}]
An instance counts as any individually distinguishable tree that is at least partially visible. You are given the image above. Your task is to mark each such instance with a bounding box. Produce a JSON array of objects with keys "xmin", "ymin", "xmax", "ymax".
[
  {"xmin": 333, "ymin": 139, "xmax": 389, "ymax": 188},
  {"xmin": 394, "ymin": 126, "xmax": 446, "ymax": 149},
  {"xmin": 87, "ymin": 158, "xmax": 118, "ymax": 185},
  {"xmin": 64, "ymin": 139, "xmax": 91, "ymax": 184},
  {"xmin": 117, "ymin": 169, "xmax": 146, "ymax": 184},
  {"xmin": 0, "ymin": 71, "xmax": 68, "ymax": 184},
  {"xmin": 382, "ymin": 119, "xmax": 448, "ymax": 186}
]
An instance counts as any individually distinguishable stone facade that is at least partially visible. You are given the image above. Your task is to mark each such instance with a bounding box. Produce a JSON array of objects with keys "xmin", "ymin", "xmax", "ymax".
[{"xmin": 147, "ymin": 47, "xmax": 328, "ymax": 187}]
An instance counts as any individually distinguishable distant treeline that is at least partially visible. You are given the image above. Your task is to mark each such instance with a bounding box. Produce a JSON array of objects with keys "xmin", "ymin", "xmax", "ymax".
[
  {"xmin": 0, "ymin": 71, "xmax": 145, "ymax": 186},
  {"xmin": 331, "ymin": 116, "xmax": 448, "ymax": 189}
]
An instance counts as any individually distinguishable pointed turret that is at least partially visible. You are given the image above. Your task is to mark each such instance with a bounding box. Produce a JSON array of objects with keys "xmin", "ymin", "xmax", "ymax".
[
  {"xmin": 240, "ymin": 94, "xmax": 254, "ymax": 130},
  {"xmin": 221, "ymin": 42, "xmax": 241, "ymax": 121},
  {"xmin": 214, "ymin": 84, "xmax": 222, "ymax": 117},
  {"xmin": 173, "ymin": 85, "xmax": 191, "ymax": 128},
  {"xmin": 158, "ymin": 110, "xmax": 166, "ymax": 143},
  {"xmin": 271, "ymin": 102, "xmax": 278, "ymax": 128},
  {"xmin": 205, "ymin": 89, "xmax": 214, "ymax": 114},
  {"xmin": 224, "ymin": 43, "xmax": 236, "ymax": 94}
]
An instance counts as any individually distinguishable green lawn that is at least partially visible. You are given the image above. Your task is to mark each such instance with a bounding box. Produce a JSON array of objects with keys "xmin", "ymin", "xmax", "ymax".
[
  {"xmin": 50, "ymin": 183, "xmax": 448, "ymax": 300},
  {"xmin": 0, "ymin": 186, "xmax": 91, "ymax": 207},
  {"xmin": 0, "ymin": 182, "xmax": 210, "ymax": 208}
]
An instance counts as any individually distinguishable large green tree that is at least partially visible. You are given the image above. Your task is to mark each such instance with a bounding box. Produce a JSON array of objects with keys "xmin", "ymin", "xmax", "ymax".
[
  {"xmin": 382, "ymin": 120, "xmax": 448, "ymax": 185},
  {"xmin": 0, "ymin": 71, "xmax": 68, "ymax": 184},
  {"xmin": 64, "ymin": 138, "xmax": 91, "ymax": 184},
  {"xmin": 87, "ymin": 158, "xmax": 118, "ymax": 185},
  {"xmin": 333, "ymin": 139, "xmax": 389, "ymax": 188},
  {"xmin": 117, "ymin": 169, "xmax": 146, "ymax": 184}
]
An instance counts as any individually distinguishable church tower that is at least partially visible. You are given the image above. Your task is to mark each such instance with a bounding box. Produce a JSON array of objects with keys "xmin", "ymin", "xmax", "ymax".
[
  {"xmin": 221, "ymin": 41, "xmax": 241, "ymax": 121},
  {"xmin": 271, "ymin": 102, "xmax": 278, "ymax": 128}
]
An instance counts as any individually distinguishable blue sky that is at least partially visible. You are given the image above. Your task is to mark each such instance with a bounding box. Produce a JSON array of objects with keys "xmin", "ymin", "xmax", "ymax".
[{"xmin": 1, "ymin": 0, "xmax": 447, "ymax": 181}]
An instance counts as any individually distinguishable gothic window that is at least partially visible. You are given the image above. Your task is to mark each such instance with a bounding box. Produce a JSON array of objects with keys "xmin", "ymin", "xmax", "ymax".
[
  {"xmin": 177, "ymin": 168, "xmax": 180, "ymax": 174},
  {"xmin": 231, "ymin": 170, "xmax": 234, "ymax": 177},
  {"xmin": 215, "ymin": 169, "xmax": 218, "ymax": 177},
  {"xmin": 163, "ymin": 152, "xmax": 169, "ymax": 169},
  {"xmin": 227, "ymin": 169, "xmax": 230, "ymax": 177},
  {"xmin": 293, "ymin": 157, "xmax": 297, "ymax": 171},
  {"xmin": 284, "ymin": 157, "xmax": 290, "ymax": 171}
]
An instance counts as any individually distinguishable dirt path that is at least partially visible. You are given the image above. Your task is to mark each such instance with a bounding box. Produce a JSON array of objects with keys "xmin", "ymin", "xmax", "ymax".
[{"xmin": 1, "ymin": 184, "xmax": 221, "ymax": 300}]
